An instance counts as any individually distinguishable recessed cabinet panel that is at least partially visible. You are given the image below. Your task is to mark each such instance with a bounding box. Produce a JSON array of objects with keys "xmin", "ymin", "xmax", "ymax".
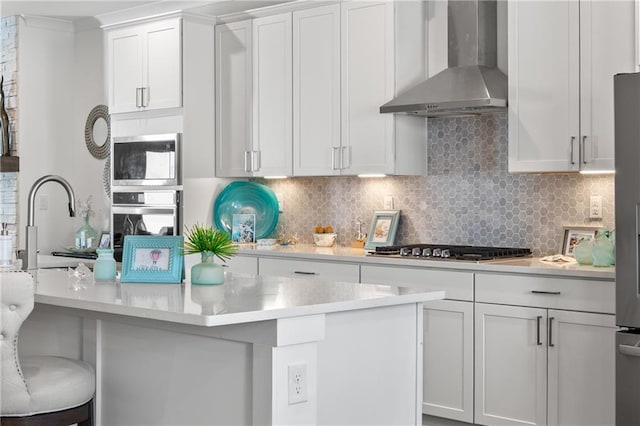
[
  {"xmin": 252, "ymin": 13, "xmax": 293, "ymax": 177},
  {"xmin": 508, "ymin": 0, "xmax": 579, "ymax": 172},
  {"xmin": 215, "ymin": 20, "xmax": 252, "ymax": 178},
  {"xmin": 109, "ymin": 29, "xmax": 143, "ymax": 113},
  {"xmin": 475, "ymin": 303, "xmax": 547, "ymax": 426},
  {"xmin": 341, "ymin": 1, "xmax": 395, "ymax": 175},
  {"xmin": 423, "ymin": 300, "xmax": 474, "ymax": 423},
  {"xmin": 144, "ymin": 20, "xmax": 182, "ymax": 110},
  {"xmin": 579, "ymin": 0, "xmax": 635, "ymax": 171},
  {"xmin": 293, "ymin": 5, "xmax": 341, "ymax": 176},
  {"xmin": 547, "ymin": 310, "xmax": 615, "ymax": 426}
]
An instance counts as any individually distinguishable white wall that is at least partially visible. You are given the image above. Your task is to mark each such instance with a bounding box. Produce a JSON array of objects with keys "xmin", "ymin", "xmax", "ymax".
[{"xmin": 18, "ymin": 17, "xmax": 107, "ymax": 254}]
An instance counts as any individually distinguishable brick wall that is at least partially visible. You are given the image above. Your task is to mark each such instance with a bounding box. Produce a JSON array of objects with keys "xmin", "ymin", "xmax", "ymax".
[{"xmin": 1, "ymin": 16, "xmax": 18, "ymax": 256}]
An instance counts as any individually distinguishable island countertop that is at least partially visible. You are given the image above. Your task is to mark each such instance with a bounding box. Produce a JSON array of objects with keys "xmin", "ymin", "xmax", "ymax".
[{"xmin": 32, "ymin": 269, "xmax": 445, "ymax": 327}]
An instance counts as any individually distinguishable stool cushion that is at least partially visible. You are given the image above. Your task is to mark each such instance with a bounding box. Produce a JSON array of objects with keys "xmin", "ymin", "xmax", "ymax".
[{"xmin": 3, "ymin": 355, "xmax": 95, "ymax": 417}]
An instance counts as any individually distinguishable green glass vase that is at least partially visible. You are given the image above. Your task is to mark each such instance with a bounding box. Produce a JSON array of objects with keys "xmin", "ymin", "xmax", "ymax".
[
  {"xmin": 191, "ymin": 251, "xmax": 225, "ymax": 285},
  {"xmin": 75, "ymin": 215, "xmax": 98, "ymax": 250}
]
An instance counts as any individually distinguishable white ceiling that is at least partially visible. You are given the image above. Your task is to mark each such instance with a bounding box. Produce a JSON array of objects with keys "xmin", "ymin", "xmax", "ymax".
[{"xmin": 0, "ymin": 0, "xmax": 294, "ymax": 22}]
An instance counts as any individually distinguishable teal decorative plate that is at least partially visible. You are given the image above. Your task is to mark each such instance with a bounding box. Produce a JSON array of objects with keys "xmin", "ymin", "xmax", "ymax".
[{"xmin": 214, "ymin": 181, "xmax": 279, "ymax": 239}]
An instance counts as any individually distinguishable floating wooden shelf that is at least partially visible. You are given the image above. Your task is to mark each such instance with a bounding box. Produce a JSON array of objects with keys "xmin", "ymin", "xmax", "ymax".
[{"xmin": 0, "ymin": 156, "xmax": 19, "ymax": 172}]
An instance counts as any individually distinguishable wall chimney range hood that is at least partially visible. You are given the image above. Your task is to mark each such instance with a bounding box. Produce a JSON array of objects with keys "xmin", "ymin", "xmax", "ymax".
[{"xmin": 380, "ymin": 0, "xmax": 507, "ymax": 117}]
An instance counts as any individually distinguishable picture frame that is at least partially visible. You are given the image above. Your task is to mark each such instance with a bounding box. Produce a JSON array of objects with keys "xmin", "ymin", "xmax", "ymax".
[
  {"xmin": 232, "ymin": 213, "xmax": 256, "ymax": 244},
  {"xmin": 365, "ymin": 210, "xmax": 401, "ymax": 250},
  {"xmin": 562, "ymin": 226, "xmax": 600, "ymax": 256},
  {"xmin": 121, "ymin": 236, "xmax": 184, "ymax": 284},
  {"xmin": 98, "ymin": 232, "xmax": 111, "ymax": 249}
]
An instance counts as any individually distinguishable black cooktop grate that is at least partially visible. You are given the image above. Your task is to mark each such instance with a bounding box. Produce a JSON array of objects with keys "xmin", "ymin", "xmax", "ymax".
[{"xmin": 372, "ymin": 244, "xmax": 532, "ymax": 261}]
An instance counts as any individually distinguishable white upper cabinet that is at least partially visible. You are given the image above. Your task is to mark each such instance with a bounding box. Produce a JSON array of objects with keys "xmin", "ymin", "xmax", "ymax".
[
  {"xmin": 252, "ymin": 13, "xmax": 293, "ymax": 177},
  {"xmin": 217, "ymin": 0, "xmax": 426, "ymax": 178},
  {"xmin": 508, "ymin": 0, "xmax": 635, "ymax": 173},
  {"xmin": 215, "ymin": 20, "xmax": 252, "ymax": 178},
  {"xmin": 107, "ymin": 18, "xmax": 182, "ymax": 114},
  {"xmin": 293, "ymin": 4, "xmax": 341, "ymax": 176},
  {"xmin": 215, "ymin": 15, "xmax": 292, "ymax": 177}
]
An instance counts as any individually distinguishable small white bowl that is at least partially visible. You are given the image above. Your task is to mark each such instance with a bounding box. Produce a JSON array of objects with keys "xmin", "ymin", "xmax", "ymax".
[{"xmin": 313, "ymin": 233, "xmax": 337, "ymax": 247}]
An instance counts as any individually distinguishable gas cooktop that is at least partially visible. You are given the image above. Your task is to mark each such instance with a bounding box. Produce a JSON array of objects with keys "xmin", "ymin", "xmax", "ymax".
[{"xmin": 369, "ymin": 244, "xmax": 532, "ymax": 262}]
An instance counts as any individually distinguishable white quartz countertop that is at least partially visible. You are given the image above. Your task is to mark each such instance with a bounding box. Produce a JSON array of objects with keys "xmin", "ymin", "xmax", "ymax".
[
  {"xmin": 32, "ymin": 269, "xmax": 444, "ymax": 327},
  {"xmin": 237, "ymin": 244, "xmax": 615, "ymax": 280}
]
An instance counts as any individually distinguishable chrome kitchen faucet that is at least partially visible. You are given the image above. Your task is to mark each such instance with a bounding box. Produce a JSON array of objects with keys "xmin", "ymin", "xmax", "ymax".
[{"xmin": 22, "ymin": 175, "xmax": 76, "ymax": 270}]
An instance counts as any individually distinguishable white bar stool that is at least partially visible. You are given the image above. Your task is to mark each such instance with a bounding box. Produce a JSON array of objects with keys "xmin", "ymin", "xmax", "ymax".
[{"xmin": 1, "ymin": 271, "xmax": 95, "ymax": 425}]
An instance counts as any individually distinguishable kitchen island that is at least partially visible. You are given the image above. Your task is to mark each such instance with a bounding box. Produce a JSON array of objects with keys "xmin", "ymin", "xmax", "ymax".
[{"xmin": 19, "ymin": 269, "xmax": 444, "ymax": 426}]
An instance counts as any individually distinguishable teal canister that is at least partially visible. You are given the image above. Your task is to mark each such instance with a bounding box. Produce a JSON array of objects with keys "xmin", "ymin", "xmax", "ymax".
[
  {"xmin": 94, "ymin": 248, "xmax": 116, "ymax": 281},
  {"xmin": 592, "ymin": 232, "xmax": 614, "ymax": 267},
  {"xmin": 573, "ymin": 237, "xmax": 593, "ymax": 265}
]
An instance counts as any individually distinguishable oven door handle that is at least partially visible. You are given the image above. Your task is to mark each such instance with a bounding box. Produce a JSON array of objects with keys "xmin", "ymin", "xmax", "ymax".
[{"xmin": 112, "ymin": 207, "xmax": 177, "ymax": 215}]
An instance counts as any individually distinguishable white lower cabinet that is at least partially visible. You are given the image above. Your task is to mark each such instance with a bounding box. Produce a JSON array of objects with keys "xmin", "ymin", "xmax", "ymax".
[
  {"xmin": 475, "ymin": 303, "xmax": 548, "ymax": 426},
  {"xmin": 360, "ymin": 265, "xmax": 474, "ymax": 423},
  {"xmin": 423, "ymin": 300, "xmax": 474, "ymax": 423},
  {"xmin": 547, "ymin": 309, "xmax": 615, "ymax": 426},
  {"xmin": 474, "ymin": 272, "xmax": 615, "ymax": 426},
  {"xmin": 258, "ymin": 257, "xmax": 359, "ymax": 282}
]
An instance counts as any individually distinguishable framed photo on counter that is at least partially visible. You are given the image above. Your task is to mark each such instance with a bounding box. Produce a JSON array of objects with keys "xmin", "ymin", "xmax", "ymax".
[
  {"xmin": 561, "ymin": 226, "xmax": 600, "ymax": 256},
  {"xmin": 121, "ymin": 236, "xmax": 184, "ymax": 283},
  {"xmin": 365, "ymin": 210, "xmax": 401, "ymax": 250}
]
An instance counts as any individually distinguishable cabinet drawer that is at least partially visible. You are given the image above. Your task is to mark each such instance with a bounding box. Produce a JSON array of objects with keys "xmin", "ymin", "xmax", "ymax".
[
  {"xmin": 360, "ymin": 265, "xmax": 473, "ymax": 301},
  {"xmin": 258, "ymin": 257, "xmax": 360, "ymax": 282},
  {"xmin": 223, "ymin": 255, "xmax": 258, "ymax": 275},
  {"xmin": 475, "ymin": 273, "xmax": 614, "ymax": 314}
]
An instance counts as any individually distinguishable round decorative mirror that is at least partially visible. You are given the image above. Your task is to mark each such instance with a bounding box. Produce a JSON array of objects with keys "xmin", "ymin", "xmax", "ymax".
[{"xmin": 84, "ymin": 105, "xmax": 110, "ymax": 159}]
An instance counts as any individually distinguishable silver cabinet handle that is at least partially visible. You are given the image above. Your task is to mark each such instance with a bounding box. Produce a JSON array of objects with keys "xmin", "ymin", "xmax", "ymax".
[
  {"xmin": 341, "ymin": 146, "xmax": 351, "ymax": 170},
  {"xmin": 251, "ymin": 151, "xmax": 261, "ymax": 172},
  {"xmin": 136, "ymin": 87, "xmax": 142, "ymax": 108},
  {"xmin": 619, "ymin": 342, "xmax": 640, "ymax": 357},
  {"xmin": 531, "ymin": 290, "xmax": 561, "ymax": 295},
  {"xmin": 331, "ymin": 147, "xmax": 340, "ymax": 170},
  {"xmin": 570, "ymin": 136, "xmax": 576, "ymax": 165},
  {"xmin": 294, "ymin": 271, "xmax": 316, "ymax": 275},
  {"xmin": 142, "ymin": 87, "xmax": 149, "ymax": 107},
  {"xmin": 244, "ymin": 151, "xmax": 251, "ymax": 173},
  {"xmin": 536, "ymin": 316, "xmax": 543, "ymax": 345},
  {"xmin": 548, "ymin": 317, "xmax": 555, "ymax": 347},
  {"xmin": 582, "ymin": 135, "xmax": 588, "ymax": 164}
]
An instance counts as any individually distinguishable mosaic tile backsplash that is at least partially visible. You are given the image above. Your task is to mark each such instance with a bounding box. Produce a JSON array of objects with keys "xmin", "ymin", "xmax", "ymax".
[{"xmin": 259, "ymin": 113, "xmax": 614, "ymax": 257}]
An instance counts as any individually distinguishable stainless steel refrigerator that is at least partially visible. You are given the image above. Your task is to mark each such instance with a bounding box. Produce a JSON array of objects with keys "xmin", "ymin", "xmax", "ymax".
[{"xmin": 614, "ymin": 72, "xmax": 640, "ymax": 426}]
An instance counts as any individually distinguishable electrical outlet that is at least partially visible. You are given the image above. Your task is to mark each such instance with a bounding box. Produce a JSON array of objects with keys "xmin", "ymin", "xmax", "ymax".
[
  {"xmin": 590, "ymin": 195, "xmax": 603, "ymax": 219},
  {"xmin": 383, "ymin": 195, "xmax": 394, "ymax": 210},
  {"xmin": 276, "ymin": 192, "xmax": 284, "ymax": 212},
  {"xmin": 288, "ymin": 363, "xmax": 307, "ymax": 405},
  {"xmin": 38, "ymin": 195, "xmax": 48, "ymax": 211}
]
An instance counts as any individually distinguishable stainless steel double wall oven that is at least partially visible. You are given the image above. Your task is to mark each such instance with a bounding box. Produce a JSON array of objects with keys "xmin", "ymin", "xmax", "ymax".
[{"xmin": 111, "ymin": 133, "xmax": 182, "ymax": 261}]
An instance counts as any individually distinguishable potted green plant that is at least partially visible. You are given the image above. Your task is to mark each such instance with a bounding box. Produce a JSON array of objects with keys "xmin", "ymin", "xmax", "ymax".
[{"xmin": 184, "ymin": 223, "xmax": 237, "ymax": 285}]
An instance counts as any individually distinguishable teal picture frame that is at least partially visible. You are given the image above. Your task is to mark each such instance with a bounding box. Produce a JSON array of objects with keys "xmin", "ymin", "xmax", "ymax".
[
  {"xmin": 364, "ymin": 210, "xmax": 401, "ymax": 250},
  {"xmin": 121, "ymin": 236, "xmax": 184, "ymax": 284}
]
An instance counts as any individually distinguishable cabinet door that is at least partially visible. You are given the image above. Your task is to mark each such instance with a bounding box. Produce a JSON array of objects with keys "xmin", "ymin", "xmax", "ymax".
[
  {"xmin": 215, "ymin": 20, "xmax": 252, "ymax": 178},
  {"xmin": 293, "ymin": 5, "xmax": 341, "ymax": 176},
  {"xmin": 252, "ymin": 13, "xmax": 293, "ymax": 177},
  {"xmin": 143, "ymin": 18, "xmax": 182, "ymax": 110},
  {"xmin": 475, "ymin": 303, "xmax": 547, "ymax": 426},
  {"xmin": 579, "ymin": 0, "xmax": 635, "ymax": 172},
  {"xmin": 107, "ymin": 26, "xmax": 143, "ymax": 114},
  {"xmin": 222, "ymin": 255, "xmax": 258, "ymax": 275},
  {"xmin": 547, "ymin": 310, "xmax": 615, "ymax": 426},
  {"xmin": 258, "ymin": 257, "xmax": 360, "ymax": 283},
  {"xmin": 423, "ymin": 300, "xmax": 474, "ymax": 423},
  {"xmin": 508, "ymin": 0, "xmax": 580, "ymax": 172},
  {"xmin": 341, "ymin": 1, "xmax": 395, "ymax": 175}
]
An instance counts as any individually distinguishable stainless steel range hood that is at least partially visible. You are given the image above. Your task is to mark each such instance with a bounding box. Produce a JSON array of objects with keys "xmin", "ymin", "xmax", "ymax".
[{"xmin": 380, "ymin": 0, "xmax": 507, "ymax": 117}]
